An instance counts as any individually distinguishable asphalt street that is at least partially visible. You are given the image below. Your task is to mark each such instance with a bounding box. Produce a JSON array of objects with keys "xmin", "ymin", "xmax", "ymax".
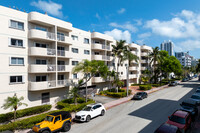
[{"xmin": 68, "ymin": 79, "xmax": 200, "ymax": 133}]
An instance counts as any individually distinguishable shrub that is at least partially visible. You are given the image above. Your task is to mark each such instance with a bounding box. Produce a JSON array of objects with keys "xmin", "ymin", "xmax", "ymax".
[
  {"xmin": 131, "ymin": 84, "xmax": 142, "ymax": 86},
  {"xmin": 0, "ymin": 105, "xmax": 51, "ymax": 123},
  {"xmin": 0, "ymin": 100, "xmax": 95, "ymax": 132},
  {"xmin": 139, "ymin": 85, "xmax": 152, "ymax": 90}
]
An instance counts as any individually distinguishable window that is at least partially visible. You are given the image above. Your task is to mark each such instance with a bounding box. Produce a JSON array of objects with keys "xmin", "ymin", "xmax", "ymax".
[
  {"xmin": 36, "ymin": 76, "xmax": 47, "ymax": 82},
  {"xmin": 121, "ymin": 72, "xmax": 123, "ymax": 75},
  {"xmin": 36, "ymin": 59, "xmax": 47, "ymax": 65},
  {"xmin": 72, "ymin": 61, "xmax": 78, "ymax": 66},
  {"xmin": 94, "ymin": 52, "xmax": 100, "ymax": 55},
  {"xmin": 84, "ymin": 50, "xmax": 90, "ymax": 55},
  {"xmin": 57, "ymin": 32, "xmax": 65, "ymax": 41},
  {"xmin": 35, "ymin": 26, "xmax": 47, "ymax": 31},
  {"xmin": 10, "ymin": 76, "xmax": 23, "ymax": 83},
  {"xmin": 10, "ymin": 38, "xmax": 23, "ymax": 47},
  {"xmin": 72, "ymin": 48, "xmax": 79, "ymax": 53},
  {"xmin": 10, "ymin": 57, "xmax": 24, "ymax": 65},
  {"xmin": 71, "ymin": 35, "xmax": 78, "ymax": 41},
  {"xmin": 35, "ymin": 43, "xmax": 47, "ymax": 48},
  {"xmin": 84, "ymin": 38, "xmax": 89, "ymax": 44},
  {"xmin": 10, "ymin": 20, "xmax": 24, "ymax": 30},
  {"xmin": 73, "ymin": 74, "xmax": 78, "ymax": 79}
]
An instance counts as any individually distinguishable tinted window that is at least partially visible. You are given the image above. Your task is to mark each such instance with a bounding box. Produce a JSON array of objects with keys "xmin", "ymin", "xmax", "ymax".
[
  {"xmin": 169, "ymin": 115, "xmax": 186, "ymax": 124},
  {"xmin": 83, "ymin": 106, "xmax": 92, "ymax": 111},
  {"xmin": 191, "ymin": 95, "xmax": 200, "ymax": 99}
]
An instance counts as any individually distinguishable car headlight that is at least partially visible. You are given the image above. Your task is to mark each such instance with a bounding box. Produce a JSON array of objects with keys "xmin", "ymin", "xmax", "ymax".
[{"xmin": 81, "ymin": 115, "xmax": 85, "ymax": 117}]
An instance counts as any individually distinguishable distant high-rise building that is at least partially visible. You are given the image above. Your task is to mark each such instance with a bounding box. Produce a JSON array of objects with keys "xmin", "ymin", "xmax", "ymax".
[{"xmin": 160, "ymin": 40, "xmax": 174, "ymax": 56}]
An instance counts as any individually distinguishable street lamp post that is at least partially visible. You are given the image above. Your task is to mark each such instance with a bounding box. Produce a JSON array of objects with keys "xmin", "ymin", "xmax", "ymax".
[{"xmin": 126, "ymin": 64, "xmax": 129, "ymax": 97}]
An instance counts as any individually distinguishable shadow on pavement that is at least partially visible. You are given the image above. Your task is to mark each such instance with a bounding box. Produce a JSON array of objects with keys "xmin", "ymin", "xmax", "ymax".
[{"xmin": 128, "ymin": 79, "xmax": 200, "ymax": 133}]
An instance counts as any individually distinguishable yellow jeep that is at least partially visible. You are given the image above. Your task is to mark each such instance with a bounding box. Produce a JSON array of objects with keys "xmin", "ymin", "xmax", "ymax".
[{"xmin": 32, "ymin": 111, "xmax": 72, "ymax": 133}]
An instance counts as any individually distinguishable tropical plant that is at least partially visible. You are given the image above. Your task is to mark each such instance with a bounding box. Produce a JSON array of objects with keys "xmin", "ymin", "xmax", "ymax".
[
  {"xmin": 1, "ymin": 94, "xmax": 28, "ymax": 122},
  {"xmin": 72, "ymin": 60, "xmax": 108, "ymax": 102},
  {"xmin": 196, "ymin": 59, "xmax": 200, "ymax": 73},
  {"xmin": 149, "ymin": 47, "xmax": 160, "ymax": 83},
  {"xmin": 103, "ymin": 70, "xmax": 116, "ymax": 91}
]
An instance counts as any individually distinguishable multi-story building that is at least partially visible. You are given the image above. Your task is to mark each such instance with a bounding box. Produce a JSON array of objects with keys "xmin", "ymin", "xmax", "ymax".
[
  {"xmin": 175, "ymin": 52, "xmax": 193, "ymax": 67},
  {"xmin": 160, "ymin": 40, "xmax": 174, "ymax": 56},
  {"xmin": 0, "ymin": 6, "xmax": 152, "ymax": 113}
]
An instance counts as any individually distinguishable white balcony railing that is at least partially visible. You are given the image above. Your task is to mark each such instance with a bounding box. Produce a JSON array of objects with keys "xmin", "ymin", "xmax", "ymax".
[
  {"xmin": 47, "ymin": 65, "xmax": 56, "ymax": 71},
  {"xmin": 29, "ymin": 80, "xmax": 56, "ymax": 91}
]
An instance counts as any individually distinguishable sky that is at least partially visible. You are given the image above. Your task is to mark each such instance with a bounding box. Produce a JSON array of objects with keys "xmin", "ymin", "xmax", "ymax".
[{"xmin": 1, "ymin": 0, "xmax": 200, "ymax": 58}]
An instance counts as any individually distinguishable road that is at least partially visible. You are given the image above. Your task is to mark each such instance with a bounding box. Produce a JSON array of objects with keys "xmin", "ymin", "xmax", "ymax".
[{"xmin": 68, "ymin": 79, "xmax": 200, "ymax": 133}]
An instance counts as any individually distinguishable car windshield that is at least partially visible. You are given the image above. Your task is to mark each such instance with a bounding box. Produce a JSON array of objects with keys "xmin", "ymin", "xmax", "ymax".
[
  {"xmin": 182, "ymin": 105, "xmax": 192, "ymax": 110},
  {"xmin": 191, "ymin": 95, "xmax": 200, "ymax": 99},
  {"xmin": 82, "ymin": 106, "xmax": 92, "ymax": 111},
  {"xmin": 136, "ymin": 93, "xmax": 143, "ymax": 95},
  {"xmin": 44, "ymin": 116, "xmax": 54, "ymax": 122},
  {"xmin": 169, "ymin": 115, "xmax": 185, "ymax": 124},
  {"xmin": 182, "ymin": 103, "xmax": 195, "ymax": 108}
]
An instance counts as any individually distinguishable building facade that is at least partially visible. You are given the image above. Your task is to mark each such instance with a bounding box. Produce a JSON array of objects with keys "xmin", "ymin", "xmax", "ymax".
[
  {"xmin": 175, "ymin": 52, "xmax": 193, "ymax": 67},
  {"xmin": 160, "ymin": 40, "xmax": 174, "ymax": 56},
  {"xmin": 0, "ymin": 6, "xmax": 152, "ymax": 113}
]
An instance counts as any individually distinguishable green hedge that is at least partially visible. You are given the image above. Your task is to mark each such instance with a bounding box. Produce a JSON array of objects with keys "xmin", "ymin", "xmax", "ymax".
[
  {"xmin": 0, "ymin": 101, "xmax": 95, "ymax": 132},
  {"xmin": 139, "ymin": 85, "xmax": 152, "ymax": 90},
  {"xmin": 56, "ymin": 97, "xmax": 90, "ymax": 109},
  {"xmin": 0, "ymin": 105, "xmax": 52, "ymax": 123},
  {"xmin": 99, "ymin": 89, "xmax": 131, "ymax": 98},
  {"xmin": 131, "ymin": 84, "xmax": 142, "ymax": 86}
]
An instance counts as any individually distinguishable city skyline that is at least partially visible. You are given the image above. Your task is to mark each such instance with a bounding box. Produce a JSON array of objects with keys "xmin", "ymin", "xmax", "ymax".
[{"xmin": 0, "ymin": 0, "xmax": 200, "ymax": 58}]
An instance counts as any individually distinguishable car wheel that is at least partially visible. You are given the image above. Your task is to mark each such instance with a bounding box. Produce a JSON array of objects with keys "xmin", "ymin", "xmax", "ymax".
[
  {"xmin": 86, "ymin": 115, "xmax": 91, "ymax": 122},
  {"xmin": 42, "ymin": 130, "xmax": 50, "ymax": 133},
  {"xmin": 101, "ymin": 110, "xmax": 105, "ymax": 116},
  {"xmin": 63, "ymin": 122, "xmax": 71, "ymax": 132}
]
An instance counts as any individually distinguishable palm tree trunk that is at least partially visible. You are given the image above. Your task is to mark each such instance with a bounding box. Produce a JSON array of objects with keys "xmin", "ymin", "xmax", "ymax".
[
  {"xmin": 14, "ymin": 109, "xmax": 16, "ymax": 122},
  {"xmin": 85, "ymin": 80, "xmax": 88, "ymax": 103},
  {"xmin": 75, "ymin": 97, "xmax": 77, "ymax": 105}
]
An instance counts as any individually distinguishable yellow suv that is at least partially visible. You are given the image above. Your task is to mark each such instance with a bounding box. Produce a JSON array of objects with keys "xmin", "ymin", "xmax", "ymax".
[{"xmin": 32, "ymin": 111, "xmax": 72, "ymax": 133}]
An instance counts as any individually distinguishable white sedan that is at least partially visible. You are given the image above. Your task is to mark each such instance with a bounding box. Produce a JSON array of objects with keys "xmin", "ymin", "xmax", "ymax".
[{"xmin": 75, "ymin": 103, "xmax": 106, "ymax": 122}]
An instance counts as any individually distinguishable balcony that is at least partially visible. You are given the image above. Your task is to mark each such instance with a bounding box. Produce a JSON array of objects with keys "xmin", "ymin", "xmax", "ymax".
[
  {"xmin": 141, "ymin": 67, "xmax": 147, "ymax": 70},
  {"xmin": 141, "ymin": 52, "xmax": 148, "ymax": 56},
  {"xmin": 141, "ymin": 45, "xmax": 152, "ymax": 51},
  {"xmin": 129, "ymin": 66, "xmax": 138, "ymax": 71},
  {"xmin": 28, "ymin": 80, "xmax": 56, "ymax": 91},
  {"xmin": 91, "ymin": 32, "xmax": 113, "ymax": 42},
  {"xmin": 92, "ymin": 77, "xmax": 105, "ymax": 83},
  {"xmin": 57, "ymin": 65, "xmax": 71, "ymax": 72},
  {"xmin": 92, "ymin": 55, "xmax": 103, "ymax": 60},
  {"xmin": 57, "ymin": 34, "xmax": 72, "ymax": 45},
  {"xmin": 29, "ymin": 47, "xmax": 56, "ymax": 57},
  {"xmin": 129, "ymin": 74, "xmax": 137, "ymax": 79},
  {"xmin": 57, "ymin": 50, "xmax": 72, "ymax": 58},
  {"xmin": 131, "ymin": 51, "xmax": 137, "ymax": 55},
  {"xmin": 91, "ymin": 43, "xmax": 106, "ymax": 50},
  {"xmin": 28, "ymin": 29, "xmax": 55, "ymax": 41},
  {"xmin": 57, "ymin": 79, "xmax": 73, "ymax": 87},
  {"xmin": 141, "ymin": 60, "xmax": 148, "ymax": 63},
  {"xmin": 29, "ymin": 65, "xmax": 56, "ymax": 73}
]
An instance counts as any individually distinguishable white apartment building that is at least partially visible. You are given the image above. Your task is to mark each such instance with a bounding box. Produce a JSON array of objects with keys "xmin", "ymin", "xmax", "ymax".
[
  {"xmin": 175, "ymin": 52, "xmax": 193, "ymax": 67},
  {"xmin": 0, "ymin": 6, "xmax": 152, "ymax": 113}
]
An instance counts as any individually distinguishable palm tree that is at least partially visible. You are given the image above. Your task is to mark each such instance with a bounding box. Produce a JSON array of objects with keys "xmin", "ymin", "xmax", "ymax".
[
  {"xmin": 72, "ymin": 60, "xmax": 108, "ymax": 102},
  {"xmin": 69, "ymin": 80, "xmax": 83, "ymax": 105},
  {"xmin": 1, "ymin": 93, "xmax": 28, "ymax": 122},
  {"xmin": 196, "ymin": 59, "xmax": 200, "ymax": 73},
  {"xmin": 112, "ymin": 40, "xmax": 128, "ymax": 77},
  {"xmin": 149, "ymin": 47, "xmax": 160, "ymax": 83},
  {"xmin": 103, "ymin": 70, "xmax": 116, "ymax": 91}
]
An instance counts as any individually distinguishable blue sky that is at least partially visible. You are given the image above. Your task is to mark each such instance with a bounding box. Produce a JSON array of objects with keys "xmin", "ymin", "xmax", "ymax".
[{"xmin": 1, "ymin": 0, "xmax": 200, "ymax": 58}]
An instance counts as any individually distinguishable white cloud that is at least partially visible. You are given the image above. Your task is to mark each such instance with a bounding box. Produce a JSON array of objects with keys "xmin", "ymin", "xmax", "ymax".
[
  {"xmin": 136, "ymin": 40, "xmax": 145, "ymax": 45},
  {"xmin": 134, "ymin": 19, "xmax": 142, "ymax": 26},
  {"xmin": 31, "ymin": 0, "xmax": 63, "ymax": 18},
  {"xmin": 176, "ymin": 40, "xmax": 200, "ymax": 51},
  {"xmin": 109, "ymin": 22, "xmax": 137, "ymax": 32},
  {"xmin": 118, "ymin": 8, "xmax": 126, "ymax": 14},
  {"xmin": 104, "ymin": 29, "xmax": 131, "ymax": 43},
  {"xmin": 138, "ymin": 32, "xmax": 151, "ymax": 38},
  {"xmin": 145, "ymin": 10, "xmax": 200, "ymax": 39},
  {"xmin": 95, "ymin": 13, "xmax": 101, "ymax": 20}
]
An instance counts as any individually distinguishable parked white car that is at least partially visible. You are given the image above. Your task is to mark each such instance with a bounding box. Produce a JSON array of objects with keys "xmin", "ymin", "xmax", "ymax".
[{"xmin": 75, "ymin": 103, "xmax": 106, "ymax": 122}]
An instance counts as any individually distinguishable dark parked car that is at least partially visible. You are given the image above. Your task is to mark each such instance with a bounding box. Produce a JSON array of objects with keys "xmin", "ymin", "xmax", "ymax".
[
  {"xmin": 166, "ymin": 110, "xmax": 192, "ymax": 133},
  {"xmin": 132, "ymin": 92, "xmax": 148, "ymax": 100},
  {"xmin": 169, "ymin": 81, "xmax": 178, "ymax": 86},
  {"xmin": 154, "ymin": 123, "xmax": 181, "ymax": 133},
  {"xmin": 190, "ymin": 94, "xmax": 200, "ymax": 105},
  {"xmin": 196, "ymin": 89, "xmax": 200, "ymax": 93}
]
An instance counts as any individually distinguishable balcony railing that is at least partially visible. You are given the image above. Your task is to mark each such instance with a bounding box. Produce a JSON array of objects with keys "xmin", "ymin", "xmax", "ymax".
[
  {"xmin": 47, "ymin": 65, "xmax": 56, "ymax": 71},
  {"xmin": 57, "ymin": 34, "xmax": 65, "ymax": 41},
  {"xmin": 47, "ymin": 48, "xmax": 56, "ymax": 55},
  {"xmin": 57, "ymin": 79, "xmax": 73, "ymax": 87},
  {"xmin": 57, "ymin": 65, "xmax": 65, "ymax": 71},
  {"xmin": 57, "ymin": 50, "xmax": 65, "ymax": 56},
  {"xmin": 47, "ymin": 32, "xmax": 56, "ymax": 40}
]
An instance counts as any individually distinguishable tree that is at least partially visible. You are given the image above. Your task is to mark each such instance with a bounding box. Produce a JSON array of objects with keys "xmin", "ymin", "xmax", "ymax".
[
  {"xmin": 149, "ymin": 47, "xmax": 160, "ymax": 83},
  {"xmin": 196, "ymin": 59, "xmax": 200, "ymax": 73},
  {"xmin": 1, "ymin": 94, "xmax": 27, "ymax": 122},
  {"xmin": 102, "ymin": 70, "xmax": 116, "ymax": 91},
  {"xmin": 72, "ymin": 60, "xmax": 108, "ymax": 102},
  {"xmin": 69, "ymin": 80, "xmax": 83, "ymax": 105}
]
